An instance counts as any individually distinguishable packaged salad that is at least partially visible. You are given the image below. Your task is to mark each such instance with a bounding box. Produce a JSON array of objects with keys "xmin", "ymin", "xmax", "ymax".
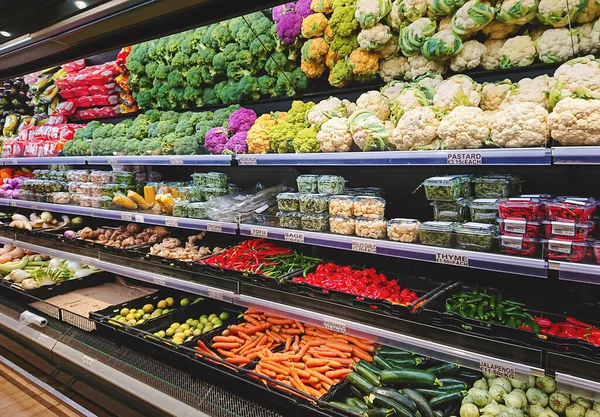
[
  {"xmin": 469, "ymin": 199, "xmax": 499, "ymax": 224},
  {"xmin": 173, "ymin": 200, "xmax": 190, "ymax": 217},
  {"xmin": 475, "ymin": 175, "xmax": 519, "ymax": 199},
  {"xmin": 424, "ymin": 176, "xmax": 471, "ymax": 201},
  {"xmin": 317, "ymin": 175, "xmax": 345, "ymax": 194},
  {"xmin": 432, "ymin": 199, "xmax": 470, "ymax": 222},
  {"xmin": 419, "ymin": 221, "xmax": 455, "ymax": 247},
  {"xmin": 297, "ymin": 175, "xmax": 319, "ymax": 193},
  {"xmin": 276, "ymin": 193, "xmax": 300, "ymax": 212},
  {"xmin": 205, "ymin": 172, "xmax": 227, "ymax": 188},
  {"xmin": 455, "ymin": 222, "xmax": 497, "ymax": 252}
]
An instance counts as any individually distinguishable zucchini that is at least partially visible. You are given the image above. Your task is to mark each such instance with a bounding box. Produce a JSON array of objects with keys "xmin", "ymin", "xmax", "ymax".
[
  {"xmin": 380, "ymin": 369, "xmax": 443, "ymax": 387},
  {"xmin": 457, "ymin": 370, "xmax": 483, "ymax": 382},
  {"xmin": 426, "ymin": 363, "xmax": 460, "ymax": 377},
  {"xmin": 403, "ymin": 388, "xmax": 435, "ymax": 417},
  {"xmin": 367, "ymin": 393, "xmax": 415, "ymax": 417},
  {"xmin": 360, "ymin": 360, "xmax": 383, "ymax": 376},
  {"xmin": 348, "ymin": 372, "xmax": 375, "ymax": 394},
  {"xmin": 354, "ymin": 362, "xmax": 382, "ymax": 387},
  {"xmin": 433, "ymin": 411, "xmax": 443, "ymax": 417},
  {"xmin": 347, "ymin": 398, "xmax": 369, "ymax": 412},
  {"xmin": 377, "ymin": 346, "xmax": 415, "ymax": 359},
  {"xmin": 373, "ymin": 355, "xmax": 394, "ymax": 370},
  {"xmin": 329, "ymin": 402, "xmax": 367, "ymax": 416},
  {"xmin": 438, "ymin": 378, "xmax": 468, "ymax": 389},
  {"xmin": 369, "ymin": 387, "xmax": 417, "ymax": 413},
  {"xmin": 429, "ymin": 391, "xmax": 466, "ymax": 409},
  {"xmin": 437, "ymin": 383, "xmax": 468, "ymax": 392},
  {"xmin": 415, "ymin": 388, "xmax": 448, "ymax": 399},
  {"xmin": 367, "ymin": 409, "xmax": 395, "ymax": 417},
  {"xmin": 350, "ymin": 385, "xmax": 364, "ymax": 398},
  {"xmin": 388, "ymin": 358, "xmax": 421, "ymax": 368}
]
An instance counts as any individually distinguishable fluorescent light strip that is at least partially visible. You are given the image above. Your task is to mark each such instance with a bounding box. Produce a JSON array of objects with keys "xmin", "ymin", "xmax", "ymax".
[{"xmin": 0, "ymin": 36, "xmax": 32, "ymax": 52}]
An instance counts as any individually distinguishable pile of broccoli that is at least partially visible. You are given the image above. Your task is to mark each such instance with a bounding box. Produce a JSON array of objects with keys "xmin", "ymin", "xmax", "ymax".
[
  {"xmin": 63, "ymin": 106, "xmax": 242, "ymax": 156},
  {"xmin": 126, "ymin": 12, "xmax": 308, "ymax": 110}
]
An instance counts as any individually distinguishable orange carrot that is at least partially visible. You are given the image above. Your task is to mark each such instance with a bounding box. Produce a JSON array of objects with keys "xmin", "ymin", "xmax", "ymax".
[
  {"xmin": 304, "ymin": 358, "xmax": 331, "ymax": 367},
  {"xmin": 281, "ymin": 328, "xmax": 302, "ymax": 335},
  {"xmin": 300, "ymin": 376, "xmax": 320, "ymax": 386},
  {"xmin": 244, "ymin": 315, "xmax": 261, "ymax": 326},
  {"xmin": 226, "ymin": 356, "xmax": 250, "ymax": 365},
  {"xmin": 295, "ymin": 320, "xmax": 305, "ymax": 334},
  {"xmin": 213, "ymin": 336, "xmax": 244, "ymax": 344},
  {"xmin": 212, "ymin": 342, "xmax": 241, "ymax": 350},
  {"xmin": 266, "ymin": 329, "xmax": 283, "ymax": 343},
  {"xmin": 306, "ymin": 385, "xmax": 322, "ymax": 398},
  {"xmin": 262, "ymin": 362, "xmax": 289, "ymax": 376},
  {"xmin": 309, "ymin": 365, "xmax": 330, "ymax": 373},
  {"xmin": 290, "ymin": 367, "xmax": 310, "ymax": 395},
  {"xmin": 217, "ymin": 349, "xmax": 235, "ymax": 357},
  {"xmin": 334, "ymin": 334, "xmax": 376, "ymax": 352},
  {"xmin": 267, "ymin": 318, "xmax": 295, "ymax": 325},
  {"xmin": 325, "ymin": 369, "xmax": 352, "ymax": 379},
  {"xmin": 308, "ymin": 369, "xmax": 334, "ymax": 385},
  {"xmin": 284, "ymin": 336, "xmax": 292, "ymax": 351},
  {"xmin": 351, "ymin": 346, "xmax": 373, "ymax": 362},
  {"xmin": 324, "ymin": 340, "xmax": 354, "ymax": 352},
  {"xmin": 247, "ymin": 323, "xmax": 271, "ymax": 335}
]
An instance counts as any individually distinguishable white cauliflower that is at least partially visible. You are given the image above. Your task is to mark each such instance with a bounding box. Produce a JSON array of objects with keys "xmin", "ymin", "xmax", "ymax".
[
  {"xmin": 481, "ymin": 38, "xmax": 506, "ymax": 70},
  {"xmin": 498, "ymin": 35, "xmax": 537, "ymax": 68},
  {"xmin": 355, "ymin": 0, "xmax": 393, "ymax": 28},
  {"xmin": 433, "ymin": 75, "xmax": 481, "ymax": 112},
  {"xmin": 481, "ymin": 21, "xmax": 519, "ymax": 39},
  {"xmin": 348, "ymin": 109, "xmax": 390, "ymax": 150},
  {"xmin": 390, "ymin": 87, "xmax": 431, "ymax": 121},
  {"xmin": 438, "ymin": 106, "xmax": 490, "ymax": 149},
  {"xmin": 307, "ymin": 97, "xmax": 350, "ymax": 126},
  {"xmin": 389, "ymin": 0, "xmax": 404, "ymax": 30},
  {"xmin": 502, "ymin": 75, "xmax": 553, "ymax": 110},
  {"xmin": 415, "ymin": 73, "xmax": 444, "ymax": 99},
  {"xmin": 451, "ymin": 0, "xmax": 495, "ymax": 35},
  {"xmin": 577, "ymin": 22, "xmax": 600, "ymax": 55},
  {"xmin": 401, "ymin": 0, "xmax": 429, "ymax": 21},
  {"xmin": 480, "ymin": 80, "xmax": 512, "ymax": 111},
  {"xmin": 358, "ymin": 23, "xmax": 393, "ymax": 50},
  {"xmin": 389, "ymin": 107, "xmax": 441, "ymax": 150},
  {"xmin": 489, "ymin": 102, "xmax": 549, "ymax": 147},
  {"xmin": 537, "ymin": 0, "xmax": 588, "ymax": 27},
  {"xmin": 548, "ymin": 97, "xmax": 600, "ymax": 145},
  {"xmin": 316, "ymin": 117, "xmax": 354, "ymax": 152},
  {"xmin": 495, "ymin": 0, "xmax": 537, "ymax": 25},
  {"xmin": 379, "ymin": 55, "xmax": 407, "ymax": 82},
  {"xmin": 450, "ymin": 40, "xmax": 487, "ymax": 72},
  {"xmin": 403, "ymin": 54, "xmax": 448, "ymax": 80},
  {"xmin": 536, "ymin": 28, "xmax": 579, "ymax": 64},
  {"xmin": 551, "ymin": 56, "xmax": 600, "ymax": 107},
  {"xmin": 343, "ymin": 99, "xmax": 357, "ymax": 115},
  {"xmin": 381, "ymin": 80, "xmax": 407, "ymax": 100},
  {"xmin": 591, "ymin": 19, "xmax": 600, "ymax": 47},
  {"xmin": 438, "ymin": 16, "xmax": 452, "ymax": 31},
  {"xmin": 356, "ymin": 91, "xmax": 391, "ymax": 120},
  {"xmin": 379, "ymin": 37, "xmax": 400, "ymax": 58},
  {"xmin": 576, "ymin": 0, "xmax": 598, "ymax": 22}
]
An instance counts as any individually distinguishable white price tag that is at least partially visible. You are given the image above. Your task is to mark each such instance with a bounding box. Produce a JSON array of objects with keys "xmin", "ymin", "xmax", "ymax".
[
  {"xmin": 250, "ymin": 227, "xmax": 268, "ymax": 238},
  {"xmin": 152, "ymin": 275, "xmax": 166, "ymax": 286},
  {"xmin": 323, "ymin": 319, "xmax": 346, "ymax": 334},
  {"xmin": 551, "ymin": 222, "xmax": 576, "ymax": 237},
  {"xmin": 207, "ymin": 223, "xmax": 223, "ymax": 233},
  {"xmin": 37, "ymin": 333, "xmax": 54, "ymax": 349},
  {"xmin": 254, "ymin": 204, "xmax": 269, "ymax": 214},
  {"xmin": 120, "ymin": 212, "xmax": 133, "ymax": 221},
  {"xmin": 479, "ymin": 360, "xmax": 516, "ymax": 379},
  {"xmin": 564, "ymin": 199, "xmax": 586, "ymax": 206},
  {"xmin": 548, "ymin": 239, "xmax": 572, "ymax": 254},
  {"xmin": 503, "ymin": 220, "xmax": 526, "ymax": 235},
  {"xmin": 165, "ymin": 218, "xmax": 179, "ymax": 227},
  {"xmin": 169, "ymin": 157, "xmax": 184, "ymax": 165},
  {"xmin": 436, "ymin": 253, "xmax": 469, "ymax": 267},
  {"xmin": 107, "ymin": 157, "xmax": 118, "ymax": 165},
  {"xmin": 501, "ymin": 236, "xmax": 523, "ymax": 250},
  {"xmin": 284, "ymin": 231, "xmax": 305, "ymax": 244},
  {"xmin": 208, "ymin": 289, "xmax": 224, "ymax": 300},
  {"xmin": 352, "ymin": 240, "xmax": 377, "ymax": 254},
  {"xmin": 239, "ymin": 156, "xmax": 258, "ymax": 165},
  {"xmin": 82, "ymin": 355, "xmax": 96, "ymax": 368},
  {"xmin": 134, "ymin": 215, "xmax": 145, "ymax": 223},
  {"xmin": 447, "ymin": 152, "xmax": 482, "ymax": 165}
]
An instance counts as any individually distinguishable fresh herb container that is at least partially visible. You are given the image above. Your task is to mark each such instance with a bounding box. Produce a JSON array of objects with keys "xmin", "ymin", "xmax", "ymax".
[
  {"xmin": 355, "ymin": 218, "xmax": 387, "ymax": 239},
  {"xmin": 299, "ymin": 193, "xmax": 329, "ymax": 214},
  {"xmin": 191, "ymin": 173, "xmax": 208, "ymax": 186},
  {"xmin": 173, "ymin": 200, "xmax": 190, "ymax": 217},
  {"xmin": 419, "ymin": 221, "xmax": 455, "ymax": 247},
  {"xmin": 317, "ymin": 175, "xmax": 345, "ymax": 194},
  {"xmin": 301, "ymin": 213, "xmax": 329, "ymax": 232},
  {"xmin": 187, "ymin": 202, "xmax": 209, "ymax": 219},
  {"xmin": 424, "ymin": 176, "xmax": 468, "ymax": 201},
  {"xmin": 278, "ymin": 211, "xmax": 302, "ymax": 229},
  {"xmin": 114, "ymin": 171, "xmax": 135, "ymax": 185},
  {"xmin": 178, "ymin": 186, "xmax": 203, "ymax": 202},
  {"xmin": 329, "ymin": 195, "xmax": 354, "ymax": 217},
  {"xmin": 469, "ymin": 199, "xmax": 499, "ymax": 224},
  {"xmin": 276, "ymin": 193, "xmax": 300, "ymax": 212},
  {"xmin": 227, "ymin": 183, "xmax": 240, "ymax": 194},
  {"xmin": 329, "ymin": 216, "xmax": 355, "ymax": 236},
  {"xmin": 455, "ymin": 222, "xmax": 497, "ymax": 252},
  {"xmin": 353, "ymin": 196, "xmax": 386, "ymax": 219},
  {"xmin": 296, "ymin": 175, "xmax": 319, "ymax": 193},
  {"xmin": 387, "ymin": 218, "xmax": 420, "ymax": 243},
  {"xmin": 205, "ymin": 172, "xmax": 227, "ymax": 188},
  {"xmin": 474, "ymin": 175, "xmax": 518, "ymax": 199},
  {"xmin": 204, "ymin": 187, "xmax": 227, "ymax": 201},
  {"xmin": 432, "ymin": 199, "xmax": 470, "ymax": 222}
]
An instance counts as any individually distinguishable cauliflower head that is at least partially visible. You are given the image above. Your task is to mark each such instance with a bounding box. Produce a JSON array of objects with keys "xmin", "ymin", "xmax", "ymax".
[
  {"xmin": 247, "ymin": 114, "xmax": 278, "ymax": 154},
  {"xmin": 536, "ymin": 28, "xmax": 579, "ymax": 64},
  {"xmin": 301, "ymin": 59, "xmax": 327, "ymax": 78},
  {"xmin": 550, "ymin": 56, "xmax": 600, "ymax": 107},
  {"xmin": 480, "ymin": 80, "xmax": 512, "ymax": 111},
  {"xmin": 379, "ymin": 55, "xmax": 407, "ymax": 82},
  {"xmin": 450, "ymin": 40, "xmax": 487, "ymax": 72},
  {"xmin": 401, "ymin": 0, "xmax": 429, "ymax": 21},
  {"xmin": 389, "ymin": 107, "xmax": 441, "ymax": 150},
  {"xmin": 358, "ymin": 23, "xmax": 393, "ymax": 50},
  {"xmin": 451, "ymin": 0, "xmax": 495, "ymax": 35},
  {"xmin": 415, "ymin": 73, "xmax": 444, "ymax": 99},
  {"xmin": 381, "ymin": 80, "xmax": 407, "ymax": 100},
  {"xmin": 378, "ymin": 36, "xmax": 399, "ymax": 58},
  {"xmin": 307, "ymin": 97, "xmax": 351, "ymax": 126},
  {"xmin": 548, "ymin": 97, "xmax": 600, "ymax": 145},
  {"xmin": 481, "ymin": 38, "xmax": 506, "ymax": 70},
  {"xmin": 537, "ymin": 0, "xmax": 588, "ymax": 27},
  {"xmin": 301, "ymin": 13, "xmax": 329, "ymax": 38},
  {"xmin": 404, "ymin": 55, "xmax": 448, "ymax": 80},
  {"xmin": 428, "ymin": 0, "xmax": 458, "ymax": 17},
  {"xmin": 356, "ymin": 91, "xmax": 391, "ymax": 120},
  {"xmin": 433, "ymin": 75, "xmax": 482, "ymax": 112},
  {"xmin": 498, "ymin": 35, "xmax": 537, "ymax": 68},
  {"xmin": 577, "ymin": 22, "xmax": 600, "ymax": 55},
  {"xmin": 355, "ymin": 0, "xmax": 393, "ymax": 28},
  {"xmin": 481, "ymin": 21, "xmax": 519, "ymax": 38},
  {"xmin": 502, "ymin": 74, "xmax": 552, "ymax": 110},
  {"xmin": 438, "ymin": 106, "xmax": 490, "ymax": 149},
  {"xmin": 316, "ymin": 117, "xmax": 354, "ymax": 152},
  {"xmin": 269, "ymin": 121, "xmax": 302, "ymax": 153},
  {"xmin": 575, "ymin": 0, "xmax": 598, "ymax": 22},
  {"xmin": 495, "ymin": 0, "xmax": 538, "ymax": 25},
  {"xmin": 421, "ymin": 29, "xmax": 464, "ymax": 61},
  {"xmin": 348, "ymin": 109, "xmax": 390, "ymax": 150},
  {"xmin": 390, "ymin": 87, "xmax": 431, "ymax": 122},
  {"xmin": 389, "ymin": 0, "xmax": 404, "ymax": 30},
  {"xmin": 348, "ymin": 49, "xmax": 380, "ymax": 76},
  {"xmin": 301, "ymin": 37, "xmax": 330, "ymax": 62},
  {"xmin": 399, "ymin": 18, "xmax": 437, "ymax": 56},
  {"xmin": 489, "ymin": 102, "xmax": 549, "ymax": 147}
]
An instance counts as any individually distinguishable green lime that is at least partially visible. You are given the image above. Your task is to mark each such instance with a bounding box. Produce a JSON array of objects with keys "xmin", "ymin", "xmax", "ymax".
[{"xmin": 219, "ymin": 312, "xmax": 229, "ymax": 321}]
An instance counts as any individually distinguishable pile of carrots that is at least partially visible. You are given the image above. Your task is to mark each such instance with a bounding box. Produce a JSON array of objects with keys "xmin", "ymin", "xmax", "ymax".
[{"xmin": 193, "ymin": 308, "xmax": 377, "ymax": 400}]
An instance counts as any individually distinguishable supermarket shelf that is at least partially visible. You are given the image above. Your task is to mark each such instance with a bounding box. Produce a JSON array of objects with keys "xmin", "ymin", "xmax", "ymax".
[
  {"xmin": 556, "ymin": 372, "xmax": 600, "ymax": 402},
  {"xmin": 549, "ymin": 261, "xmax": 600, "ymax": 285},
  {"xmin": 1, "ymin": 157, "xmax": 88, "ymax": 165},
  {"xmin": 552, "ymin": 147, "xmax": 600, "ymax": 164},
  {"xmin": 86, "ymin": 155, "xmax": 232, "ymax": 166},
  {"xmin": 239, "ymin": 224, "xmax": 548, "ymax": 278},
  {"xmin": 0, "ymin": 198, "xmax": 237, "ymax": 234},
  {"xmin": 236, "ymin": 148, "xmax": 552, "ymax": 166}
]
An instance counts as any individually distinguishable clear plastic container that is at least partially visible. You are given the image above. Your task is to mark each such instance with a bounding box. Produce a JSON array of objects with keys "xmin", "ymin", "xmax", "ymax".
[
  {"xmin": 424, "ymin": 176, "xmax": 469, "ymax": 201},
  {"xmin": 545, "ymin": 200, "xmax": 597, "ymax": 223},
  {"xmin": 387, "ymin": 218, "xmax": 420, "ymax": 243},
  {"xmin": 419, "ymin": 221, "xmax": 455, "ymax": 247},
  {"xmin": 545, "ymin": 240, "xmax": 587, "ymax": 263},
  {"xmin": 329, "ymin": 216, "xmax": 356, "ymax": 235},
  {"xmin": 79, "ymin": 182, "xmax": 97, "ymax": 197},
  {"xmin": 50, "ymin": 192, "xmax": 71, "ymax": 204},
  {"xmin": 541, "ymin": 221, "xmax": 595, "ymax": 242},
  {"xmin": 18, "ymin": 191, "xmax": 36, "ymax": 201},
  {"xmin": 432, "ymin": 199, "xmax": 470, "ymax": 222},
  {"xmin": 205, "ymin": 172, "xmax": 227, "ymax": 188},
  {"xmin": 355, "ymin": 217, "xmax": 387, "ymax": 239},
  {"xmin": 278, "ymin": 211, "xmax": 302, "ymax": 229},
  {"xmin": 317, "ymin": 175, "xmax": 345, "ymax": 194},
  {"xmin": 297, "ymin": 175, "xmax": 319, "ymax": 193},
  {"xmin": 90, "ymin": 170, "xmax": 114, "ymax": 185},
  {"xmin": 301, "ymin": 213, "xmax": 329, "ymax": 232},
  {"xmin": 34, "ymin": 169, "xmax": 50, "ymax": 179},
  {"xmin": 114, "ymin": 171, "xmax": 135, "ymax": 185},
  {"xmin": 178, "ymin": 186, "xmax": 203, "ymax": 202},
  {"xmin": 277, "ymin": 193, "xmax": 300, "ymax": 212},
  {"xmin": 79, "ymin": 195, "xmax": 92, "ymax": 207},
  {"xmin": 498, "ymin": 198, "xmax": 543, "ymax": 220},
  {"xmin": 227, "ymin": 183, "xmax": 240, "ymax": 194},
  {"xmin": 469, "ymin": 199, "xmax": 499, "ymax": 224},
  {"xmin": 299, "ymin": 193, "xmax": 329, "ymax": 214},
  {"xmin": 173, "ymin": 200, "xmax": 190, "ymax": 217},
  {"xmin": 70, "ymin": 193, "xmax": 81, "ymax": 205},
  {"xmin": 499, "ymin": 236, "xmax": 539, "ymax": 257},
  {"xmin": 592, "ymin": 241, "xmax": 600, "ymax": 265},
  {"xmin": 187, "ymin": 202, "xmax": 209, "ymax": 219},
  {"xmin": 191, "ymin": 173, "xmax": 207, "ymax": 186},
  {"xmin": 345, "ymin": 187, "xmax": 385, "ymax": 197},
  {"xmin": 455, "ymin": 222, "xmax": 497, "ymax": 252},
  {"xmin": 204, "ymin": 188, "xmax": 228, "ymax": 201},
  {"xmin": 66, "ymin": 170, "xmax": 90, "ymax": 182},
  {"xmin": 498, "ymin": 219, "xmax": 541, "ymax": 238},
  {"xmin": 475, "ymin": 175, "xmax": 518, "ymax": 199},
  {"xmin": 68, "ymin": 182, "xmax": 83, "ymax": 193},
  {"xmin": 329, "ymin": 195, "xmax": 354, "ymax": 217},
  {"xmin": 353, "ymin": 196, "xmax": 385, "ymax": 219}
]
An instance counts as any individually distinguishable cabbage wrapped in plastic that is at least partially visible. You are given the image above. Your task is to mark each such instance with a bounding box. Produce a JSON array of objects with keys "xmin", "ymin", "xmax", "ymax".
[
  {"xmin": 400, "ymin": 18, "xmax": 437, "ymax": 56},
  {"xmin": 389, "ymin": 86, "xmax": 431, "ymax": 122},
  {"xmin": 452, "ymin": 0, "xmax": 495, "ymax": 35},
  {"xmin": 421, "ymin": 30, "xmax": 464, "ymax": 60},
  {"xmin": 356, "ymin": 0, "xmax": 393, "ymax": 28},
  {"xmin": 536, "ymin": 0, "xmax": 588, "ymax": 27},
  {"xmin": 388, "ymin": 0, "xmax": 404, "ymax": 30},
  {"xmin": 348, "ymin": 109, "xmax": 390, "ymax": 151},
  {"xmin": 496, "ymin": 0, "xmax": 538, "ymax": 25}
]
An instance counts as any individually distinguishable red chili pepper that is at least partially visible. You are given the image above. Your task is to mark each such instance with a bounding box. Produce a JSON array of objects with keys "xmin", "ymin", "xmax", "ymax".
[
  {"xmin": 565, "ymin": 316, "xmax": 593, "ymax": 328},
  {"xmin": 519, "ymin": 325, "xmax": 532, "ymax": 330},
  {"xmin": 547, "ymin": 324, "xmax": 561, "ymax": 336},
  {"xmin": 534, "ymin": 317, "xmax": 553, "ymax": 328}
]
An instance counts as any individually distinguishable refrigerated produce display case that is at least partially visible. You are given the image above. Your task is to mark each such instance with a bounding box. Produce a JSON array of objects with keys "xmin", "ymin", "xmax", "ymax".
[{"xmin": 0, "ymin": 1, "xmax": 600, "ymax": 416}]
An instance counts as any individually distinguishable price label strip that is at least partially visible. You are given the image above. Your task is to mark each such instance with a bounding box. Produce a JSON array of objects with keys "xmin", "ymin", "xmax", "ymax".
[
  {"xmin": 352, "ymin": 240, "xmax": 377, "ymax": 254},
  {"xmin": 239, "ymin": 156, "xmax": 258, "ymax": 165},
  {"xmin": 284, "ymin": 231, "xmax": 304, "ymax": 244},
  {"xmin": 120, "ymin": 212, "xmax": 133, "ymax": 221},
  {"xmin": 152, "ymin": 275, "xmax": 167, "ymax": 286},
  {"xmin": 207, "ymin": 290, "xmax": 224, "ymax": 300},
  {"xmin": 447, "ymin": 152, "xmax": 483, "ymax": 165},
  {"xmin": 250, "ymin": 228, "xmax": 268, "ymax": 238},
  {"xmin": 323, "ymin": 319, "xmax": 346, "ymax": 334},
  {"xmin": 479, "ymin": 359, "xmax": 516, "ymax": 379},
  {"xmin": 207, "ymin": 223, "xmax": 223, "ymax": 233},
  {"xmin": 82, "ymin": 355, "xmax": 96, "ymax": 369},
  {"xmin": 436, "ymin": 253, "xmax": 469, "ymax": 267},
  {"xmin": 165, "ymin": 218, "xmax": 179, "ymax": 227}
]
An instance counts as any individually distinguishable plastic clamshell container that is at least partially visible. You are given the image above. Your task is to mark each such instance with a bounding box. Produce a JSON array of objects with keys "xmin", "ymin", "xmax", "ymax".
[
  {"xmin": 469, "ymin": 199, "xmax": 499, "ymax": 224},
  {"xmin": 497, "ymin": 198, "xmax": 543, "ymax": 220},
  {"xmin": 355, "ymin": 217, "xmax": 387, "ymax": 239},
  {"xmin": 423, "ymin": 176, "xmax": 466, "ymax": 201},
  {"xmin": 541, "ymin": 221, "xmax": 594, "ymax": 242},
  {"xmin": 317, "ymin": 175, "xmax": 345, "ymax": 194},
  {"xmin": 387, "ymin": 218, "xmax": 420, "ymax": 243},
  {"xmin": 205, "ymin": 172, "xmax": 227, "ymax": 188},
  {"xmin": 545, "ymin": 239, "xmax": 587, "ymax": 263},
  {"xmin": 545, "ymin": 199, "xmax": 597, "ymax": 223},
  {"xmin": 296, "ymin": 175, "xmax": 319, "ymax": 193},
  {"xmin": 454, "ymin": 222, "xmax": 496, "ymax": 252},
  {"xmin": 432, "ymin": 199, "xmax": 470, "ymax": 222},
  {"xmin": 66, "ymin": 170, "xmax": 90, "ymax": 182},
  {"xmin": 301, "ymin": 213, "xmax": 329, "ymax": 232},
  {"xmin": 329, "ymin": 195, "xmax": 354, "ymax": 217},
  {"xmin": 419, "ymin": 221, "xmax": 455, "ymax": 247},
  {"xmin": 474, "ymin": 175, "xmax": 517, "ymax": 199},
  {"xmin": 90, "ymin": 171, "xmax": 114, "ymax": 185},
  {"xmin": 277, "ymin": 211, "xmax": 302, "ymax": 229},
  {"xmin": 276, "ymin": 193, "xmax": 300, "ymax": 212},
  {"xmin": 178, "ymin": 186, "xmax": 203, "ymax": 202},
  {"xmin": 204, "ymin": 188, "xmax": 227, "ymax": 201},
  {"xmin": 191, "ymin": 173, "xmax": 207, "ymax": 186},
  {"xmin": 499, "ymin": 236, "xmax": 540, "ymax": 257},
  {"xmin": 329, "ymin": 216, "xmax": 355, "ymax": 236},
  {"xmin": 50, "ymin": 192, "xmax": 71, "ymax": 205},
  {"xmin": 498, "ymin": 219, "xmax": 541, "ymax": 238},
  {"xmin": 352, "ymin": 196, "xmax": 386, "ymax": 219},
  {"xmin": 593, "ymin": 241, "xmax": 600, "ymax": 264},
  {"xmin": 299, "ymin": 193, "xmax": 329, "ymax": 214},
  {"xmin": 173, "ymin": 200, "xmax": 190, "ymax": 217},
  {"xmin": 114, "ymin": 171, "xmax": 135, "ymax": 185},
  {"xmin": 187, "ymin": 202, "xmax": 209, "ymax": 219}
]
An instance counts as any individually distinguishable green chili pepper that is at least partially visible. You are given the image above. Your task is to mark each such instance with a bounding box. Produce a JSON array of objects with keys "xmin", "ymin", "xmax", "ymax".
[
  {"xmin": 489, "ymin": 294, "xmax": 496, "ymax": 310},
  {"xmin": 496, "ymin": 305, "xmax": 504, "ymax": 322},
  {"xmin": 507, "ymin": 317, "xmax": 517, "ymax": 328}
]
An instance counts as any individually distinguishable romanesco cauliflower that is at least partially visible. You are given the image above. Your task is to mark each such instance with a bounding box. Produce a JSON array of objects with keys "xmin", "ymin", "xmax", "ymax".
[{"xmin": 293, "ymin": 126, "xmax": 322, "ymax": 152}]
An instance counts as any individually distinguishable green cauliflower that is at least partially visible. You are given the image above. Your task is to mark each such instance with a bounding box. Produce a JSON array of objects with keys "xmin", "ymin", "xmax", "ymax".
[
  {"xmin": 161, "ymin": 133, "xmax": 178, "ymax": 155},
  {"xmin": 269, "ymin": 121, "xmax": 302, "ymax": 153},
  {"xmin": 286, "ymin": 100, "xmax": 316, "ymax": 126},
  {"xmin": 293, "ymin": 126, "xmax": 321, "ymax": 153}
]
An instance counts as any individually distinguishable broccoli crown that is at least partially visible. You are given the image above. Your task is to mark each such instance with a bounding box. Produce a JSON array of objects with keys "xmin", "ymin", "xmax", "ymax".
[
  {"xmin": 126, "ymin": 117, "xmax": 150, "ymax": 140},
  {"xmin": 140, "ymin": 137, "xmax": 162, "ymax": 155},
  {"xmin": 62, "ymin": 139, "xmax": 75, "ymax": 156},
  {"xmin": 173, "ymin": 135, "xmax": 201, "ymax": 155},
  {"xmin": 160, "ymin": 111, "xmax": 179, "ymax": 122},
  {"xmin": 195, "ymin": 120, "xmax": 217, "ymax": 145},
  {"xmin": 175, "ymin": 119, "xmax": 195, "ymax": 137},
  {"xmin": 172, "ymin": 51, "xmax": 190, "ymax": 68},
  {"xmin": 186, "ymin": 67, "xmax": 203, "ymax": 88},
  {"xmin": 200, "ymin": 66, "xmax": 216, "ymax": 85},
  {"xmin": 183, "ymin": 85, "xmax": 203, "ymax": 106},
  {"xmin": 156, "ymin": 120, "xmax": 177, "ymax": 136},
  {"xmin": 124, "ymin": 139, "xmax": 142, "ymax": 155},
  {"xmin": 145, "ymin": 61, "xmax": 159, "ymax": 78},
  {"xmin": 265, "ymin": 52, "xmax": 287, "ymax": 76},
  {"xmin": 196, "ymin": 47, "xmax": 216, "ymax": 66},
  {"xmin": 213, "ymin": 22, "xmax": 234, "ymax": 49},
  {"xmin": 216, "ymin": 80, "xmax": 243, "ymax": 105},
  {"xmin": 154, "ymin": 65, "xmax": 172, "ymax": 80},
  {"xmin": 92, "ymin": 124, "xmax": 114, "ymax": 140},
  {"xmin": 167, "ymin": 70, "xmax": 185, "ymax": 88},
  {"xmin": 161, "ymin": 133, "xmax": 178, "ymax": 155},
  {"xmin": 275, "ymin": 72, "xmax": 297, "ymax": 97},
  {"xmin": 258, "ymin": 75, "xmax": 277, "ymax": 97},
  {"xmin": 147, "ymin": 121, "xmax": 160, "ymax": 138},
  {"xmin": 213, "ymin": 104, "xmax": 241, "ymax": 127},
  {"xmin": 144, "ymin": 109, "xmax": 161, "ymax": 123},
  {"xmin": 202, "ymin": 88, "xmax": 220, "ymax": 106},
  {"xmin": 239, "ymin": 76, "xmax": 260, "ymax": 101},
  {"xmin": 168, "ymin": 87, "xmax": 185, "ymax": 108},
  {"xmin": 250, "ymin": 34, "xmax": 276, "ymax": 58}
]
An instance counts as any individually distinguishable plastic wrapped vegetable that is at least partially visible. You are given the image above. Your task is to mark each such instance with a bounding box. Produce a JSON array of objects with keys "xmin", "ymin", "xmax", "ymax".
[
  {"xmin": 400, "ymin": 18, "xmax": 437, "ymax": 56},
  {"xmin": 451, "ymin": 0, "xmax": 495, "ymax": 35},
  {"xmin": 536, "ymin": 0, "xmax": 588, "ymax": 27},
  {"xmin": 401, "ymin": 0, "xmax": 429, "ymax": 21},
  {"xmin": 496, "ymin": 0, "xmax": 538, "ymax": 25},
  {"xmin": 421, "ymin": 30, "xmax": 463, "ymax": 61},
  {"xmin": 355, "ymin": 0, "xmax": 393, "ymax": 28},
  {"xmin": 348, "ymin": 109, "xmax": 389, "ymax": 151}
]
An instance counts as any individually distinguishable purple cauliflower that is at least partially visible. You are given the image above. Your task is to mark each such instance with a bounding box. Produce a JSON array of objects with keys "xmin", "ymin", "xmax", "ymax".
[
  {"xmin": 204, "ymin": 127, "xmax": 229, "ymax": 154},
  {"xmin": 276, "ymin": 11, "xmax": 302, "ymax": 44},
  {"xmin": 224, "ymin": 131, "xmax": 248, "ymax": 154},
  {"xmin": 295, "ymin": 0, "xmax": 314, "ymax": 18},
  {"xmin": 227, "ymin": 108, "xmax": 257, "ymax": 134},
  {"xmin": 272, "ymin": 2, "xmax": 296, "ymax": 22}
]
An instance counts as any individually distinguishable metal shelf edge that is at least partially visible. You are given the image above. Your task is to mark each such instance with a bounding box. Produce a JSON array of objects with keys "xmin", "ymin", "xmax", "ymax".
[
  {"xmin": 554, "ymin": 261, "xmax": 600, "ymax": 285},
  {"xmin": 552, "ymin": 147, "xmax": 600, "ymax": 165},
  {"xmin": 556, "ymin": 372, "xmax": 600, "ymax": 402}
]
